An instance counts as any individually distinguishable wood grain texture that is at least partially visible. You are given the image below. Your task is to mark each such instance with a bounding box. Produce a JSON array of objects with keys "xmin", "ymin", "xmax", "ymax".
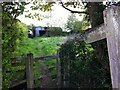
[
  {"xmin": 84, "ymin": 24, "xmax": 106, "ymax": 43},
  {"xmin": 26, "ymin": 53, "xmax": 34, "ymax": 89},
  {"xmin": 103, "ymin": 6, "xmax": 120, "ymax": 89}
]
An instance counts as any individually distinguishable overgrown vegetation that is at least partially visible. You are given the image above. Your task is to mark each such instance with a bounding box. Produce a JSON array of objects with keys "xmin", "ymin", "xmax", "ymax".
[
  {"xmin": 2, "ymin": 12, "xmax": 28, "ymax": 89},
  {"xmin": 14, "ymin": 37, "xmax": 66, "ymax": 57},
  {"xmin": 2, "ymin": 2, "xmax": 29, "ymax": 88},
  {"xmin": 59, "ymin": 38, "xmax": 111, "ymax": 88},
  {"xmin": 59, "ymin": 2, "xmax": 111, "ymax": 88},
  {"xmin": 65, "ymin": 14, "xmax": 87, "ymax": 33},
  {"xmin": 48, "ymin": 27, "xmax": 63, "ymax": 36}
]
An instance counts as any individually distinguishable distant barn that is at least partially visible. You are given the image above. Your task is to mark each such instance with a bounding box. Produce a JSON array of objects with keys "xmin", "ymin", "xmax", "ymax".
[
  {"xmin": 34, "ymin": 27, "xmax": 63, "ymax": 37},
  {"xmin": 28, "ymin": 26, "xmax": 67, "ymax": 38},
  {"xmin": 35, "ymin": 27, "xmax": 49, "ymax": 37}
]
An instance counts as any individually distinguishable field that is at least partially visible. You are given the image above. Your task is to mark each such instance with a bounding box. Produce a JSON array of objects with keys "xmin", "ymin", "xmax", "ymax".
[{"xmin": 14, "ymin": 36, "xmax": 66, "ymax": 57}]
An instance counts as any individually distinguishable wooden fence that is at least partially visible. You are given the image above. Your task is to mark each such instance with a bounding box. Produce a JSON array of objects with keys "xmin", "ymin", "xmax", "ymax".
[
  {"xmin": 61, "ymin": 6, "xmax": 120, "ymax": 89},
  {"xmin": 10, "ymin": 53, "xmax": 59, "ymax": 89},
  {"xmin": 83, "ymin": 6, "xmax": 120, "ymax": 89}
]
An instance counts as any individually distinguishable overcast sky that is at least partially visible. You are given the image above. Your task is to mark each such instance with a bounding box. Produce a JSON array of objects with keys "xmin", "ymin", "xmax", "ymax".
[{"xmin": 17, "ymin": 3, "xmax": 84, "ymax": 30}]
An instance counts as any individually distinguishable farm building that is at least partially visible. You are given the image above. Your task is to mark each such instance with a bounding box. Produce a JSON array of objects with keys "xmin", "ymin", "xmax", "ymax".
[
  {"xmin": 28, "ymin": 26, "xmax": 64, "ymax": 37},
  {"xmin": 35, "ymin": 27, "xmax": 49, "ymax": 37}
]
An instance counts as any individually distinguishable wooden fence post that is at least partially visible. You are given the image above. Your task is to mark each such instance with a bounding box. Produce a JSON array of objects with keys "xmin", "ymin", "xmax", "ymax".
[
  {"xmin": 103, "ymin": 6, "xmax": 120, "ymax": 89},
  {"xmin": 56, "ymin": 56, "xmax": 61, "ymax": 88},
  {"xmin": 26, "ymin": 53, "xmax": 34, "ymax": 89}
]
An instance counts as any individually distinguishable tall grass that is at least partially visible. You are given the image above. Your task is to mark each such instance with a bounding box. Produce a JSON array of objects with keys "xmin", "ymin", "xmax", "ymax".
[{"xmin": 14, "ymin": 36, "xmax": 66, "ymax": 57}]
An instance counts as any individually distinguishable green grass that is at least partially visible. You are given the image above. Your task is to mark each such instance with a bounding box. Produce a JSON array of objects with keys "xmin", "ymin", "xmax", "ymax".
[{"xmin": 14, "ymin": 36, "xmax": 66, "ymax": 57}]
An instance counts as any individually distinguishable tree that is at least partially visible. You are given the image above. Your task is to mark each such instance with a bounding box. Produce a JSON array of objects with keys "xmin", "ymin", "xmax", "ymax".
[
  {"xmin": 65, "ymin": 14, "xmax": 77, "ymax": 32},
  {"xmin": 59, "ymin": 0, "xmax": 88, "ymax": 14},
  {"xmin": 2, "ymin": 2, "xmax": 29, "ymax": 21},
  {"xmin": 65, "ymin": 14, "xmax": 89, "ymax": 34}
]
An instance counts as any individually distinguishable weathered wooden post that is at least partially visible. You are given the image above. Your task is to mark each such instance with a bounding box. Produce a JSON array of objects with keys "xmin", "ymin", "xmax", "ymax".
[
  {"xmin": 26, "ymin": 53, "xmax": 34, "ymax": 89},
  {"xmin": 103, "ymin": 6, "xmax": 120, "ymax": 89},
  {"xmin": 56, "ymin": 52, "xmax": 61, "ymax": 88}
]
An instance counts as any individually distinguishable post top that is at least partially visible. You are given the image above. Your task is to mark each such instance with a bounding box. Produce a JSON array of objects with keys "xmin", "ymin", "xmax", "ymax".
[{"xmin": 104, "ymin": 5, "xmax": 120, "ymax": 13}]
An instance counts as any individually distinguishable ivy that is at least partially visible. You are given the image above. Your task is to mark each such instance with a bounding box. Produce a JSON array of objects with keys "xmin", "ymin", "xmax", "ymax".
[{"xmin": 59, "ymin": 38, "xmax": 111, "ymax": 88}]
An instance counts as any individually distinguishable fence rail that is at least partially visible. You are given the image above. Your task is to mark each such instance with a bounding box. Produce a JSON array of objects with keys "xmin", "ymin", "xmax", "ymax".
[
  {"xmin": 11, "ymin": 57, "xmax": 25, "ymax": 61},
  {"xmin": 10, "ymin": 54, "xmax": 59, "ymax": 88},
  {"xmin": 34, "ymin": 55, "xmax": 59, "ymax": 60}
]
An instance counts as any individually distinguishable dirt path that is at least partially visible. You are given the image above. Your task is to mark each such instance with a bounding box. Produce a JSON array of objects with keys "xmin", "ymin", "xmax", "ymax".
[{"xmin": 39, "ymin": 61, "xmax": 57, "ymax": 88}]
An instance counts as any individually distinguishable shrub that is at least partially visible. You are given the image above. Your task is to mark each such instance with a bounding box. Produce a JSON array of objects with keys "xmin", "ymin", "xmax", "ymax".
[
  {"xmin": 2, "ymin": 12, "xmax": 28, "ymax": 89},
  {"xmin": 59, "ymin": 38, "xmax": 111, "ymax": 88}
]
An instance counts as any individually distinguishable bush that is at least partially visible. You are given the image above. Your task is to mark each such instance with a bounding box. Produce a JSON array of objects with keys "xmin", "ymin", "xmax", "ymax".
[
  {"xmin": 2, "ymin": 12, "xmax": 28, "ymax": 89},
  {"xmin": 59, "ymin": 38, "xmax": 111, "ymax": 88},
  {"xmin": 48, "ymin": 27, "xmax": 63, "ymax": 36}
]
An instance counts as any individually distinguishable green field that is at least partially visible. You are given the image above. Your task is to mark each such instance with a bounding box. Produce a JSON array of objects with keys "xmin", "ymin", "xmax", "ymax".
[{"xmin": 14, "ymin": 36, "xmax": 67, "ymax": 57}]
